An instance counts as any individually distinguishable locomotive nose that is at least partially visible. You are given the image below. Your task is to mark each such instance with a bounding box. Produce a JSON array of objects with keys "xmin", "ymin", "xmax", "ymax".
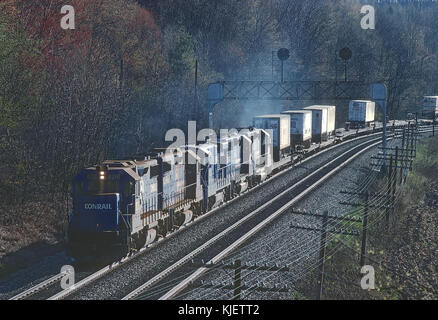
[
  {"xmin": 78, "ymin": 193, "xmax": 120, "ymax": 232},
  {"xmin": 67, "ymin": 193, "xmax": 122, "ymax": 259}
]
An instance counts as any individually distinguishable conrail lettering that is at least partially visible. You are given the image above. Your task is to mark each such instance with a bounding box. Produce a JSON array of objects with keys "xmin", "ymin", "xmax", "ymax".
[{"xmin": 84, "ymin": 203, "xmax": 112, "ymax": 210}]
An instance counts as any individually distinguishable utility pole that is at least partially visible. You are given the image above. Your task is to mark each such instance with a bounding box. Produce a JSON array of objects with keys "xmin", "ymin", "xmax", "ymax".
[
  {"xmin": 371, "ymin": 83, "xmax": 388, "ymax": 171},
  {"xmin": 271, "ymin": 51, "xmax": 275, "ymax": 80},
  {"xmin": 401, "ymin": 129, "xmax": 406, "ymax": 151},
  {"xmin": 317, "ymin": 211, "xmax": 329, "ymax": 300},
  {"xmin": 290, "ymin": 208, "xmax": 361, "ymax": 299},
  {"xmin": 339, "ymin": 191, "xmax": 390, "ymax": 266},
  {"xmin": 194, "ymin": 59, "xmax": 198, "ymax": 120},
  {"xmin": 360, "ymin": 192, "xmax": 369, "ymax": 266},
  {"xmin": 189, "ymin": 260, "xmax": 291, "ymax": 298},
  {"xmin": 277, "ymin": 48, "xmax": 290, "ymax": 83},
  {"xmin": 433, "ymin": 117, "xmax": 436, "ymax": 137},
  {"xmin": 401, "ymin": 128, "xmax": 406, "ymax": 184},
  {"xmin": 393, "ymin": 148, "xmax": 398, "ymax": 217},
  {"xmin": 233, "ymin": 259, "xmax": 242, "ymax": 300},
  {"xmin": 386, "ymin": 155, "xmax": 393, "ymax": 227},
  {"xmin": 394, "ymin": 146, "xmax": 399, "ymax": 186}
]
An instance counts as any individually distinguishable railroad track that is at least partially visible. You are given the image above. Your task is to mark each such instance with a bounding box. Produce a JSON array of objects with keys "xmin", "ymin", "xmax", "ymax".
[
  {"xmin": 122, "ymin": 136, "xmax": 387, "ymax": 300},
  {"xmin": 40, "ymin": 132, "xmax": 383, "ymax": 300},
  {"xmin": 7, "ymin": 267, "xmax": 99, "ymax": 300},
  {"xmin": 10, "ymin": 125, "xmax": 433, "ymax": 300},
  {"xmin": 9, "ymin": 273, "xmax": 65, "ymax": 300}
]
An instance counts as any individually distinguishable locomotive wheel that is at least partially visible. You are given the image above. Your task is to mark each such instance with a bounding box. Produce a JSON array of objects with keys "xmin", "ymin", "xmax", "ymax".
[
  {"xmin": 158, "ymin": 218, "xmax": 170, "ymax": 237},
  {"xmin": 135, "ymin": 231, "xmax": 147, "ymax": 250},
  {"xmin": 128, "ymin": 237, "xmax": 136, "ymax": 253},
  {"xmin": 249, "ymin": 176, "xmax": 255, "ymax": 188},
  {"xmin": 190, "ymin": 202, "xmax": 202, "ymax": 217},
  {"xmin": 224, "ymin": 186, "xmax": 231, "ymax": 202},
  {"xmin": 120, "ymin": 236, "xmax": 135, "ymax": 257},
  {"xmin": 208, "ymin": 196, "xmax": 215, "ymax": 211}
]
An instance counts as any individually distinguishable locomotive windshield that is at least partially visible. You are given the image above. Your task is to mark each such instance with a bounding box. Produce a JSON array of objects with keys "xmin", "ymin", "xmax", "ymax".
[
  {"xmin": 73, "ymin": 171, "xmax": 135, "ymax": 196},
  {"xmin": 87, "ymin": 179, "xmax": 120, "ymax": 194}
]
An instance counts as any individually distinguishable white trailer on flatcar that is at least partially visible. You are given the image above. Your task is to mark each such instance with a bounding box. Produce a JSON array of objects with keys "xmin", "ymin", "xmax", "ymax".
[
  {"xmin": 281, "ymin": 110, "xmax": 312, "ymax": 149},
  {"xmin": 303, "ymin": 106, "xmax": 328, "ymax": 142},
  {"xmin": 422, "ymin": 96, "xmax": 438, "ymax": 120},
  {"xmin": 348, "ymin": 100, "xmax": 376, "ymax": 128},
  {"xmin": 253, "ymin": 114, "xmax": 290, "ymax": 163}
]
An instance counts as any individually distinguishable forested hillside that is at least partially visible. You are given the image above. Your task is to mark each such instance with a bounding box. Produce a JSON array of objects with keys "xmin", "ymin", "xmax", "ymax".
[{"xmin": 1, "ymin": 0, "xmax": 438, "ymax": 210}]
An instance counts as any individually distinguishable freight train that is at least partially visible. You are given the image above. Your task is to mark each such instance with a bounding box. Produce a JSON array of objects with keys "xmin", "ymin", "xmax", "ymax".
[
  {"xmin": 67, "ymin": 127, "xmax": 274, "ymax": 259},
  {"xmin": 65, "ymin": 102, "xmax": 386, "ymax": 260}
]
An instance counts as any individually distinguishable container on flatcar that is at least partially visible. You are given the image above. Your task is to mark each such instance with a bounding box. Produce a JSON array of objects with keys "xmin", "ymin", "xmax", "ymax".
[
  {"xmin": 422, "ymin": 96, "xmax": 438, "ymax": 120},
  {"xmin": 303, "ymin": 106, "xmax": 329, "ymax": 142},
  {"xmin": 253, "ymin": 114, "xmax": 290, "ymax": 162},
  {"xmin": 348, "ymin": 100, "xmax": 375, "ymax": 128},
  {"xmin": 326, "ymin": 105, "xmax": 336, "ymax": 137},
  {"xmin": 281, "ymin": 110, "xmax": 312, "ymax": 149}
]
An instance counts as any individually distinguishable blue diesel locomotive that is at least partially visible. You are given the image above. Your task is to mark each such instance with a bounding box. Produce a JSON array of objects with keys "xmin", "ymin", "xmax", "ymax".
[{"xmin": 66, "ymin": 128, "xmax": 273, "ymax": 259}]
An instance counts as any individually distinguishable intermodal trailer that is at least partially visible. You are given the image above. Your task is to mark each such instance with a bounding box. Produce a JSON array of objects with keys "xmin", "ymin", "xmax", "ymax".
[
  {"xmin": 348, "ymin": 100, "xmax": 375, "ymax": 128},
  {"xmin": 281, "ymin": 110, "xmax": 312, "ymax": 149},
  {"xmin": 253, "ymin": 114, "xmax": 290, "ymax": 162},
  {"xmin": 325, "ymin": 105, "xmax": 336, "ymax": 138},
  {"xmin": 422, "ymin": 96, "xmax": 438, "ymax": 120},
  {"xmin": 303, "ymin": 106, "xmax": 328, "ymax": 142}
]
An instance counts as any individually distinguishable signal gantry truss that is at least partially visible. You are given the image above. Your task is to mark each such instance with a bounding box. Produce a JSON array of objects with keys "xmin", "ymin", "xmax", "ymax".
[{"xmin": 214, "ymin": 80, "xmax": 372, "ymax": 101}]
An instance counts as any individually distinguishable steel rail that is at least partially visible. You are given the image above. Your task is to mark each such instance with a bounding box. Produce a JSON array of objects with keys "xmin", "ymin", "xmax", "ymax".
[
  {"xmin": 8, "ymin": 124, "xmax": 434, "ymax": 301},
  {"xmin": 9, "ymin": 272, "xmax": 65, "ymax": 300},
  {"xmin": 47, "ymin": 129, "xmax": 386, "ymax": 300},
  {"xmin": 122, "ymin": 137, "xmax": 383, "ymax": 300},
  {"xmin": 47, "ymin": 123, "xmax": 433, "ymax": 300},
  {"xmin": 157, "ymin": 138, "xmax": 384, "ymax": 300}
]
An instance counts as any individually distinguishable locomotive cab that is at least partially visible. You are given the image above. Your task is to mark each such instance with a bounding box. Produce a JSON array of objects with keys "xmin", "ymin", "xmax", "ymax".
[{"xmin": 67, "ymin": 165, "xmax": 137, "ymax": 258}]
